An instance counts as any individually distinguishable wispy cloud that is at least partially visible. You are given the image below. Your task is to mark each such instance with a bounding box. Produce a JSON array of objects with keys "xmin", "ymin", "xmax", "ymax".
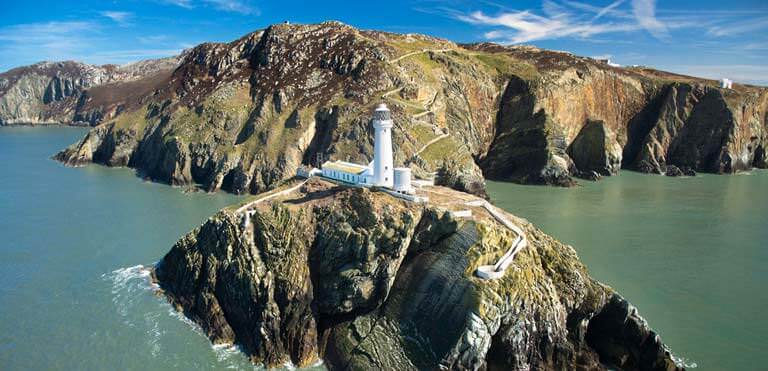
[
  {"xmin": 88, "ymin": 48, "xmax": 185, "ymax": 63},
  {"xmin": 455, "ymin": 1, "xmax": 643, "ymax": 43},
  {"xmin": 100, "ymin": 11, "xmax": 134, "ymax": 26},
  {"xmin": 154, "ymin": 0, "xmax": 258, "ymax": 14},
  {"xmin": 157, "ymin": 0, "xmax": 194, "ymax": 9},
  {"xmin": 631, "ymin": 0, "xmax": 668, "ymax": 39},
  {"xmin": 590, "ymin": 0, "xmax": 626, "ymax": 21},
  {"xmin": 137, "ymin": 35, "xmax": 170, "ymax": 44},
  {"xmin": 204, "ymin": 0, "xmax": 259, "ymax": 15},
  {"xmin": 0, "ymin": 21, "xmax": 98, "ymax": 62},
  {"xmin": 0, "ymin": 21, "xmax": 94, "ymax": 44},
  {"xmin": 0, "ymin": 20, "xmax": 185, "ymax": 71},
  {"xmin": 439, "ymin": 0, "xmax": 768, "ymax": 84},
  {"xmin": 449, "ymin": 0, "xmax": 768, "ymax": 44},
  {"xmin": 708, "ymin": 16, "xmax": 768, "ymax": 37}
]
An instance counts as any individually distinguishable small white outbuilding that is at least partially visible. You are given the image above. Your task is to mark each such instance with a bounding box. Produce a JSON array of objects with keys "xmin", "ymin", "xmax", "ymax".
[{"xmin": 393, "ymin": 167, "xmax": 415, "ymax": 194}]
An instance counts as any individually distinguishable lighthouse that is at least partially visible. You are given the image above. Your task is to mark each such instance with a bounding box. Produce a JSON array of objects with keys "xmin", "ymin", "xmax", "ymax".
[
  {"xmin": 372, "ymin": 103, "xmax": 394, "ymax": 188},
  {"xmin": 315, "ymin": 103, "xmax": 420, "ymax": 198}
]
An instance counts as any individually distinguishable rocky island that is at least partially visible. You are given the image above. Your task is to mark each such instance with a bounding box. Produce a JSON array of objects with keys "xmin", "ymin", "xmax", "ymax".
[
  {"xmin": 153, "ymin": 177, "xmax": 681, "ymax": 370},
  {"xmin": 1, "ymin": 22, "xmax": 764, "ymax": 193}
]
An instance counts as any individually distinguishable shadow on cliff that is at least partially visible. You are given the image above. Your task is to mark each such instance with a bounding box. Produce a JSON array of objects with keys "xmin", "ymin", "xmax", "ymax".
[{"xmin": 479, "ymin": 76, "xmax": 553, "ymax": 183}]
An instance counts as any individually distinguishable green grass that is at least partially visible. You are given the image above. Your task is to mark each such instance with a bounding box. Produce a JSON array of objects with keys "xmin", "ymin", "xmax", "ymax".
[
  {"xmin": 165, "ymin": 84, "xmax": 253, "ymax": 145},
  {"xmin": 412, "ymin": 52, "xmax": 443, "ymax": 73},
  {"xmin": 473, "ymin": 53, "xmax": 539, "ymax": 80},
  {"xmin": 419, "ymin": 136, "xmax": 459, "ymax": 164},
  {"xmin": 111, "ymin": 105, "xmax": 151, "ymax": 133},
  {"xmin": 409, "ymin": 124, "xmax": 439, "ymax": 145},
  {"xmin": 384, "ymin": 96, "xmax": 428, "ymax": 116},
  {"xmin": 387, "ymin": 37, "xmax": 441, "ymax": 53}
]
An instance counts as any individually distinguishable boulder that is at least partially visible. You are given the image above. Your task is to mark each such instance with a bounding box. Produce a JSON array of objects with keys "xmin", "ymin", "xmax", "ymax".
[{"xmin": 665, "ymin": 165, "xmax": 684, "ymax": 177}]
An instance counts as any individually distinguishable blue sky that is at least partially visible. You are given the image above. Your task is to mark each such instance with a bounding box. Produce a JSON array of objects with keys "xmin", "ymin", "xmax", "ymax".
[{"xmin": 2, "ymin": 0, "xmax": 767, "ymax": 84}]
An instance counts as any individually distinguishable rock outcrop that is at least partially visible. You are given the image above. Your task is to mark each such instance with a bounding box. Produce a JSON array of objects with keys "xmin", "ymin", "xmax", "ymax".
[
  {"xmin": 154, "ymin": 177, "xmax": 683, "ymax": 370},
  {"xmin": 624, "ymin": 83, "xmax": 767, "ymax": 174},
  {"xmin": 568, "ymin": 120, "xmax": 623, "ymax": 177},
  {"xmin": 0, "ymin": 22, "xmax": 761, "ymax": 192}
]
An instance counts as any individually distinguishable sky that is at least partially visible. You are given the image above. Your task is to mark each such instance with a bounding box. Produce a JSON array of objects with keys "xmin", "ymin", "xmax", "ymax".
[{"xmin": 1, "ymin": 0, "xmax": 767, "ymax": 85}]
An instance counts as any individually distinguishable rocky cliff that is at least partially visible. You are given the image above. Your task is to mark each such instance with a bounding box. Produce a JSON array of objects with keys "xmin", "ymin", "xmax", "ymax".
[
  {"xmin": 0, "ymin": 21, "xmax": 760, "ymax": 191},
  {"xmin": 0, "ymin": 57, "xmax": 179, "ymax": 125},
  {"xmin": 474, "ymin": 46, "xmax": 768, "ymax": 185},
  {"xmin": 154, "ymin": 177, "xmax": 683, "ymax": 370}
]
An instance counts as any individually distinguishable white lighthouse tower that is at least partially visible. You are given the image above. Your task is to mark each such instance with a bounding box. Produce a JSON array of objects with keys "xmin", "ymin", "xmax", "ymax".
[{"xmin": 372, "ymin": 103, "xmax": 394, "ymax": 188}]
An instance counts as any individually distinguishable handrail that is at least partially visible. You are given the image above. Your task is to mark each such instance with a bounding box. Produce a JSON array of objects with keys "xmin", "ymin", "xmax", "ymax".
[{"xmin": 472, "ymin": 200, "xmax": 528, "ymax": 280}]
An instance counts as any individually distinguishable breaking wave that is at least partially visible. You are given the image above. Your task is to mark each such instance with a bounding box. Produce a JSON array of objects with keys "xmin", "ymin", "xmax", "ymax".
[
  {"xmin": 104, "ymin": 265, "xmax": 164, "ymax": 356},
  {"xmin": 103, "ymin": 264, "xmax": 255, "ymax": 369},
  {"xmin": 671, "ymin": 351, "xmax": 697, "ymax": 369}
]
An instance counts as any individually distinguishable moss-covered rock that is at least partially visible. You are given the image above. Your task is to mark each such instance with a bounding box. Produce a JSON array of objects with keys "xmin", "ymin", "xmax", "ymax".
[{"xmin": 154, "ymin": 178, "xmax": 683, "ymax": 370}]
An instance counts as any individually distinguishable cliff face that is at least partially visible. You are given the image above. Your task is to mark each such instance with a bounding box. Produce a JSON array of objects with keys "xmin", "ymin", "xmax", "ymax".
[
  {"xmin": 1, "ymin": 21, "xmax": 758, "ymax": 191},
  {"xmin": 154, "ymin": 178, "xmax": 682, "ymax": 370},
  {"xmin": 475, "ymin": 49, "xmax": 768, "ymax": 184},
  {"xmin": 0, "ymin": 57, "xmax": 179, "ymax": 125},
  {"xmin": 626, "ymin": 83, "xmax": 768, "ymax": 174}
]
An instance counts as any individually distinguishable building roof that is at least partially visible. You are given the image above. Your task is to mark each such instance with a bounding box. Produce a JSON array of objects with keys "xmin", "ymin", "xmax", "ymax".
[{"xmin": 322, "ymin": 160, "xmax": 369, "ymax": 175}]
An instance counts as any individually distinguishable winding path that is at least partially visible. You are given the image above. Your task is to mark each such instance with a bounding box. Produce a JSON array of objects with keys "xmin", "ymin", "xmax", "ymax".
[
  {"xmin": 388, "ymin": 48, "xmax": 451, "ymax": 64},
  {"xmin": 381, "ymin": 87, "xmax": 403, "ymax": 98},
  {"xmin": 236, "ymin": 179, "xmax": 309, "ymax": 214},
  {"xmin": 412, "ymin": 132, "xmax": 449, "ymax": 157}
]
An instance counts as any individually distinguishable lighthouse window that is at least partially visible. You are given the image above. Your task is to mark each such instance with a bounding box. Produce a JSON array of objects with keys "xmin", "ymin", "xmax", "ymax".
[{"xmin": 385, "ymin": 166, "xmax": 388, "ymax": 170}]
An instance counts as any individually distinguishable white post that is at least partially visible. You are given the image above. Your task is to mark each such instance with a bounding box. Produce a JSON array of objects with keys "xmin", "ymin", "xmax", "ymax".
[{"xmin": 372, "ymin": 103, "xmax": 394, "ymax": 188}]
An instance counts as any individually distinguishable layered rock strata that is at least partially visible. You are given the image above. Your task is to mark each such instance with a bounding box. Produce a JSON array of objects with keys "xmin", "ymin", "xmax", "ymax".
[{"xmin": 154, "ymin": 177, "xmax": 683, "ymax": 370}]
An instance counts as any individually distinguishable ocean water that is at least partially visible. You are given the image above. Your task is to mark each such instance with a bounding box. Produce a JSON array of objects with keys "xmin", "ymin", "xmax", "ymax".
[
  {"xmin": 1, "ymin": 127, "xmax": 764, "ymax": 370},
  {"xmin": 0, "ymin": 127, "xmax": 258, "ymax": 370},
  {"xmin": 488, "ymin": 171, "xmax": 768, "ymax": 371}
]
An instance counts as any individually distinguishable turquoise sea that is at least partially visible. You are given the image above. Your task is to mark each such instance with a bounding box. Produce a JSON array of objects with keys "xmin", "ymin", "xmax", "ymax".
[
  {"xmin": 488, "ymin": 171, "xmax": 768, "ymax": 370},
  {"xmin": 1, "ymin": 126, "xmax": 765, "ymax": 370},
  {"xmin": 0, "ymin": 127, "xmax": 254, "ymax": 369}
]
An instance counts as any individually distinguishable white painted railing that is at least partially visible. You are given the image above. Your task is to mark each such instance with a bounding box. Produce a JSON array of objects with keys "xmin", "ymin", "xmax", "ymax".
[{"xmin": 471, "ymin": 200, "xmax": 528, "ymax": 280}]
